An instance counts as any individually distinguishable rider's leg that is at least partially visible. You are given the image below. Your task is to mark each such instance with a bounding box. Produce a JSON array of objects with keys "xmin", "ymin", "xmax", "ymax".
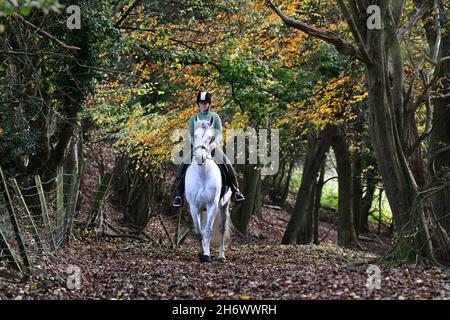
[
  {"xmin": 173, "ymin": 159, "xmax": 190, "ymax": 207},
  {"xmin": 213, "ymin": 147, "xmax": 245, "ymax": 202},
  {"xmin": 228, "ymin": 172, "xmax": 245, "ymax": 201}
]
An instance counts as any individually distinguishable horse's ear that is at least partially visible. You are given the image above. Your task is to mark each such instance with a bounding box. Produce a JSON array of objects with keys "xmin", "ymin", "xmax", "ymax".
[
  {"xmin": 209, "ymin": 116, "xmax": 214, "ymax": 127},
  {"xmin": 195, "ymin": 115, "xmax": 199, "ymax": 122}
]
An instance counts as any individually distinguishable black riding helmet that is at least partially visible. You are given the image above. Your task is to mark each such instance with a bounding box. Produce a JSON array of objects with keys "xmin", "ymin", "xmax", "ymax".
[{"xmin": 196, "ymin": 91, "xmax": 211, "ymax": 104}]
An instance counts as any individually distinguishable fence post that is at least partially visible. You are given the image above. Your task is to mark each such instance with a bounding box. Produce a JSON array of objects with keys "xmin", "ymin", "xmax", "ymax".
[
  {"xmin": 87, "ymin": 172, "xmax": 112, "ymax": 226},
  {"xmin": 0, "ymin": 166, "xmax": 31, "ymax": 269},
  {"xmin": 35, "ymin": 175, "xmax": 56, "ymax": 250},
  {"xmin": 63, "ymin": 162, "xmax": 84, "ymax": 244},
  {"xmin": 56, "ymin": 166, "xmax": 64, "ymax": 238},
  {"xmin": 0, "ymin": 226, "xmax": 23, "ymax": 272},
  {"xmin": 10, "ymin": 178, "xmax": 43, "ymax": 251}
]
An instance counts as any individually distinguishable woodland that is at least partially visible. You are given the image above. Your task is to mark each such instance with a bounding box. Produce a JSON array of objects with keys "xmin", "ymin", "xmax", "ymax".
[{"xmin": 0, "ymin": 0, "xmax": 449, "ymax": 300}]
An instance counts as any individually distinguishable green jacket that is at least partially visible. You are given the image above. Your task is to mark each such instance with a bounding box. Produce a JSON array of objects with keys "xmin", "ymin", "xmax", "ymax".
[{"xmin": 189, "ymin": 110, "xmax": 222, "ymax": 145}]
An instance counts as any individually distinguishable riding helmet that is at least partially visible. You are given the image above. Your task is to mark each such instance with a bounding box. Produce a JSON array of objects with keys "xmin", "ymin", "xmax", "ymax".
[{"xmin": 197, "ymin": 91, "xmax": 211, "ymax": 104}]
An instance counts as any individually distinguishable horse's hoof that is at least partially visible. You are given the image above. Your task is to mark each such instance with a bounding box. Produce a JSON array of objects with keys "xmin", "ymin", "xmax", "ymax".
[
  {"xmin": 199, "ymin": 255, "xmax": 211, "ymax": 263},
  {"xmin": 218, "ymin": 257, "xmax": 226, "ymax": 262}
]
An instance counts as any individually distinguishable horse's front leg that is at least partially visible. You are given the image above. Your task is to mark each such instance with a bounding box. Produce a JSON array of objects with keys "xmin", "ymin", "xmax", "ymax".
[
  {"xmin": 200, "ymin": 203, "xmax": 218, "ymax": 262},
  {"xmin": 188, "ymin": 204, "xmax": 203, "ymax": 251}
]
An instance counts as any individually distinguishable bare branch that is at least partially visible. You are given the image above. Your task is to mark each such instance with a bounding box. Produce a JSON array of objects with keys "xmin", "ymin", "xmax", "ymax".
[
  {"xmin": 392, "ymin": 0, "xmax": 406, "ymax": 27},
  {"xmin": 407, "ymin": 107, "xmax": 432, "ymax": 158},
  {"xmin": 337, "ymin": 0, "xmax": 372, "ymax": 64},
  {"xmin": 430, "ymin": 0, "xmax": 442, "ymax": 66},
  {"xmin": 14, "ymin": 15, "xmax": 81, "ymax": 51},
  {"xmin": 397, "ymin": 0, "xmax": 433, "ymax": 42},
  {"xmin": 266, "ymin": 0, "xmax": 362, "ymax": 61},
  {"xmin": 404, "ymin": 47, "xmax": 424, "ymax": 111},
  {"xmin": 425, "ymin": 55, "xmax": 450, "ymax": 65},
  {"xmin": 429, "ymin": 145, "xmax": 450, "ymax": 161},
  {"xmin": 431, "ymin": 92, "xmax": 450, "ymax": 102},
  {"xmin": 407, "ymin": 73, "xmax": 439, "ymax": 114},
  {"xmin": 115, "ymin": 0, "xmax": 144, "ymax": 28}
]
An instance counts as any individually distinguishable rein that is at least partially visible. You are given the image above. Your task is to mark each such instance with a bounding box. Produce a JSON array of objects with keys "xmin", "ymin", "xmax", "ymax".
[{"xmin": 193, "ymin": 144, "xmax": 214, "ymax": 161}]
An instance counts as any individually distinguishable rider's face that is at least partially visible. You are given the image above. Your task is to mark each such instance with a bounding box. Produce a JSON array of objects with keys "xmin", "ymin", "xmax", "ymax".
[{"xmin": 199, "ymin": 102, "xmax": 210, "ymax": 111}]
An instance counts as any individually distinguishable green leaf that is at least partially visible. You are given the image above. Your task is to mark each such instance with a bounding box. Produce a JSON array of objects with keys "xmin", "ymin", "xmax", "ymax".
[{"xmin": 20, "ymin": 6, "xmax": 31, "ymax": 16}]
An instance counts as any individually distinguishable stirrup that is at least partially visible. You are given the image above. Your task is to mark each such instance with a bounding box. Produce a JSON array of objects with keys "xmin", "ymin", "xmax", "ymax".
[
  {"xmin": 172, "ymin": 196, "xmax": 183, "ymax": 207},
  {"xmin": 234, "ymin": 191, "xmax": 245, "ymax": 202}
]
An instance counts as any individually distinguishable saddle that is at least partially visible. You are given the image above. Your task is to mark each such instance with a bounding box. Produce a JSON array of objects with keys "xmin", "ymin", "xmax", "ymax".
[
  {"xmin": 211, "ymin": 148, "xmax": 231, "ymax": 199},
  {"xmin": 217, "ymin": 164, "xmax": 230, "ymax": 200}
]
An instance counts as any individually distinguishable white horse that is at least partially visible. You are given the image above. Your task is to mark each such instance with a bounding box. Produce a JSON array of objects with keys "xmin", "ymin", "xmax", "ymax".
[{"xmin": 185, "ymin": 115, "xmax": 232, "ymax": 263}]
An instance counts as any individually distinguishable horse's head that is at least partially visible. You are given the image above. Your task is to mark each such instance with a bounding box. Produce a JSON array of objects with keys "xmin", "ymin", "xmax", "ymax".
[{"xmin": 192, "ymin": 115, "xmax": 214, "ymax": 165}]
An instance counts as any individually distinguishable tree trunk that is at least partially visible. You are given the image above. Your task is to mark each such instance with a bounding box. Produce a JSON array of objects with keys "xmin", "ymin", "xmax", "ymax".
[
  {"xmin": 275, "ymin": 158, "xmax": 286, "ymax": 193},
  {"xmin": 352, "ymin": 152, "xmax": 363, "ymax": 236},
  {"xmin": 327, "ymin": 125, "xmax": 359, "ymax": 248},
  {"xmin": 313, "ymin": 161, "xmax": 326, "ymax": 244},
  {"xmin": 268, "ymin": 158, "xmax": 293, "ymax": 207},
  {"xmin": 360, "ymin": 166, "xmax": 377, "ymax": 234},
  {"xmin": 281, "ymin": 161, "xmax": 294, "ymax": 205},
  {"xmin": 231, "ymin": 164, "xmax": 260, "ymax": 234},
  {"xmin": 113, "ymin": 156, "xmax": 162, "ymax": 231},
  {"xmin": 268, "ymin": 0, "xmax": 449, "ymax": 261},
  {"xmin": 282, "ymin": 130, "xmax": 330, "ymax": 244},
  {"xmin": 428, "ymin": 25, "xmax": 450, "ymax": 235},
  {"xmin": 253, "ymin": 172, "xmax": 263, "ymax": 219},
  {"xmin": 297, "ymin": 180, "xmax": 315, "ymax": 244},
  {"xmin": 365, "ymin": 63, "xmax": 433, "ymax": 260}
]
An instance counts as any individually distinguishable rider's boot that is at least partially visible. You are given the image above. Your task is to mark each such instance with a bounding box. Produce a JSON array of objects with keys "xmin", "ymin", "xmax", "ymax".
[
  {"xmin": 230, "ymin": 175, "xmax": 245, "ymax": 202},
  {"xmin": 172, "ymin": 193, "xmax": 183, "ymax": 207},
  {"xmin": 172, "ymin": 180, "xmax": 184, "ymax": 207},
  {"xmin": 173, "ymin": 164, "xmax": 189, "ymax": 207}
]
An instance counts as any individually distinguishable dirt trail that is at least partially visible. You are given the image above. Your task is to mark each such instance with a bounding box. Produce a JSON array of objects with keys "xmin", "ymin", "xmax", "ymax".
[{"xmin": 1, "ymin": 208, "xmax": 449, "ymax": 299}]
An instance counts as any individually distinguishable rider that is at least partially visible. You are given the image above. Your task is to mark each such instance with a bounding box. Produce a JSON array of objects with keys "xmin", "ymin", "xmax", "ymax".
[{"xmin": 172, "ymin": 91, "xmax": 245, "ymax": 207}]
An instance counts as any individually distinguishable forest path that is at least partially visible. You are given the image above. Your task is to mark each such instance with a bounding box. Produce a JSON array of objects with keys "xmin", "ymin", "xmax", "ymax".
[{"xmin": 1, "ymin": 235, "xmax": 449, "ymax": 299}]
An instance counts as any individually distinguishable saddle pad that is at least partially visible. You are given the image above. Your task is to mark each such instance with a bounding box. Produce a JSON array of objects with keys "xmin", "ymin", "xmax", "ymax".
[{"xmin": 220, "ymin": 188, "xmax": 232, "ymax": 207}]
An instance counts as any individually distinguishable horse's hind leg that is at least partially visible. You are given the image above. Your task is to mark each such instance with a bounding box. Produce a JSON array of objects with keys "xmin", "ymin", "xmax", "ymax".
[{"xmin": 218, "ymin": 203, "xmax": 229, "ymax": 260}]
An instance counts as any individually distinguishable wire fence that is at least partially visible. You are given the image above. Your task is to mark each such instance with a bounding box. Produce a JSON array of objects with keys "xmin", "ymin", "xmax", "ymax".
[{"xmin": 0, "ymin": 165, "xmax": 83, "ymax": 273}]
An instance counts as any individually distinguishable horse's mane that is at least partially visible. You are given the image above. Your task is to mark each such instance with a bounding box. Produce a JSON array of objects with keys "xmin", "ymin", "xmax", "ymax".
[
  {"xmin": 196, "ymin": 121, "xmax": 211, "ymax": 130},
  {"xmin": 201, "ymin": 122, "xmax": 210, "ymax": 129}
]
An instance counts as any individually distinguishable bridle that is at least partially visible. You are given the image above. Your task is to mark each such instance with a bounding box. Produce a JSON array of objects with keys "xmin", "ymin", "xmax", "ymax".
[
  {"xmin": 193, "ymin": 126, "xmax": 214, "ymax": 164},
  {"xmin": 193, "ymin": 144, "xmax": 214, "ymax": 163}
]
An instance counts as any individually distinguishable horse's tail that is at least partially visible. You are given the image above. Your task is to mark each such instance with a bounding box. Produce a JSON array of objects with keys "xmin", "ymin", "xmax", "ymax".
[{"xmin": 211, "ymin": 202, "xmax": 231, "ymax": 247}]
